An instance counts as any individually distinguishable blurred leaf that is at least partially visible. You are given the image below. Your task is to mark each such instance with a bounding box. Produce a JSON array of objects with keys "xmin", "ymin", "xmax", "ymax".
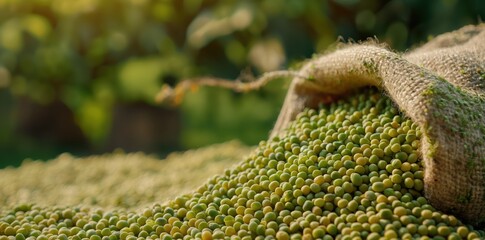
[
  {"xmin": 248, "ymin": 38, "xmax": 286, "ymax": 72},
  {"xmin": 151, "ymin": 1, "xmax": 175, "ymax": 22},
  {"xmin": 118, "ymin": 58, "xmax": 165, "ymax": 103},
  {"xmin": 108, "ymin": 31, "xmax": 128, "ymax": 52},
  {"xmin": 0, "ymin": 20, "xmax": 23, "ymax": 52},
  {"xmin": 0, "ymin": 66, "xmax": 10, "ymax": 88},
  {"xmin": 187, "ymin": 3, "xmax": 254, "ymax": 49},
  {"xmin": 224, "ymin": 40, "xmax": 246, "ymax": 66},
  {"xmin": 22, "ymin": 14, "xmax": 51, "ymax": 40},
  {"xmin": 76, "ymin": 99, "xmax": 111, "ymax": 144},
  {"xmin": 62, "ymin": 86, "xmax": 89, "ymax": 111}
]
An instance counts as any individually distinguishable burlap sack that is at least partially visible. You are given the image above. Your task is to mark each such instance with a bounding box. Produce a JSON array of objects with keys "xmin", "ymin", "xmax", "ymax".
[{"xmin": 271, "ymin": 24, "xmax": 485, "ymax": 226}]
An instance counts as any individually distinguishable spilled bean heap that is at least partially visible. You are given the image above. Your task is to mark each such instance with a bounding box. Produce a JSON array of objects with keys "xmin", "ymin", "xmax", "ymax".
[
  {"xmin": 0, "ymin": 141, "xmax": 251, "ymax": 210},
  {"xmin": 1, "ymin": 88, "xmax": 483, "ymax": 240}
]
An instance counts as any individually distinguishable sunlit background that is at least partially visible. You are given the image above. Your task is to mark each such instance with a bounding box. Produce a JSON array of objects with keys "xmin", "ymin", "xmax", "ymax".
[{"xmin": 0, "ymin": 0, "xmax": 483, "ymax": 167}]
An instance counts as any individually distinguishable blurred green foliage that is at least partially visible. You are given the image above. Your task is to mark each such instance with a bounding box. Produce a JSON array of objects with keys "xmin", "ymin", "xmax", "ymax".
[{"xmin": 0, "ymin": 0, "xmax": 483, "ymax": 165}]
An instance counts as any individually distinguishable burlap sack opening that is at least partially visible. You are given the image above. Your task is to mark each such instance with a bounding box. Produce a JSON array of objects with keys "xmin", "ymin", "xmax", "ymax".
[{"xmin": 271, "ymin": 24, "xmax": 485, "ymax": 227}]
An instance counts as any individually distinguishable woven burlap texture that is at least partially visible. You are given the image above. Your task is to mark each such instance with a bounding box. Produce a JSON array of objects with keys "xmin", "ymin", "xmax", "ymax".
[{"xmin": 272, "ymin": 24, "xmax": 485, "ymax": 226}]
